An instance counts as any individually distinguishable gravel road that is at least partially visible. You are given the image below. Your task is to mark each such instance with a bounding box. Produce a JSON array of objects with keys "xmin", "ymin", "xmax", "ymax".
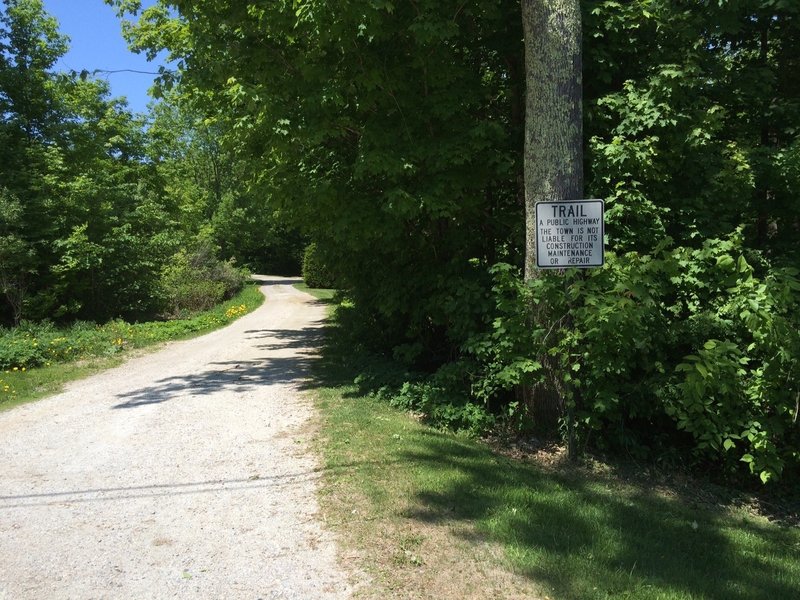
[{"xmin": 0, "ymin": 277, "xmax": 356, "ymax": 599}]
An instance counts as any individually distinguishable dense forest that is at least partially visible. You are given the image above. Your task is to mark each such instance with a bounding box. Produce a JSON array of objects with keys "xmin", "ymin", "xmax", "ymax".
[{"xmin": 2, "ymin": 0, "xmax": 799, "ymax": 485}]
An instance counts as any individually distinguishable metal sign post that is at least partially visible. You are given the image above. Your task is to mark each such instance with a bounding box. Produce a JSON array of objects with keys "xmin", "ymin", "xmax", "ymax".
[{"xmin": 534, "ymin": 199, "xmax": 605, "ymax": 461}]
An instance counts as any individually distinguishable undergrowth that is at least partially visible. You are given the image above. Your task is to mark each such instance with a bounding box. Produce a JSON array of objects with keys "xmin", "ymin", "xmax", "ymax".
[{"xmin": 0, "ymin": 284, "xmax": 263, "ymax": 409}]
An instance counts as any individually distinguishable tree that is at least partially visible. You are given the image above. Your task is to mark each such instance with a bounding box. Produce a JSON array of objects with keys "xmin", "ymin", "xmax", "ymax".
[
  {"xmin": 145, "ymin": 92, "xmax": 305, "ymax": 274},
  {"xmin": 110, "ymin": 0, "xmax": 800, "ymax": 482},
  {"xmin": 522, "ymin": 0, "xmax": 583, "ymax": 280},
  {"xmin": 0, "ymin": 0, "xmax": 67, "ymax": 141},
  {"xmin": 116, "ymin": 0, "xmax": 525, "ymax": 360},
  {"xmin": 520, "ymin": 0, "xmax": 583, "ymax": 430},
  {"xmin": 0, "ymin": 189, "xmax": 35, "ymax": 325},
  {"xmin": 1, "ymin": 0, "xmax": 70, "ymax": 322},
  {"xmin": 1, "ymin": 0, "xmax": 178, "ymax": 322}
]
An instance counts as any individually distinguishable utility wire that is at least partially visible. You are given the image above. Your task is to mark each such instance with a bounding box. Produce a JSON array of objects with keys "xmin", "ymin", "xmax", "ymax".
[{"xmin": 92, "ymin": 68, "xmax": 175, "ymax": 76}]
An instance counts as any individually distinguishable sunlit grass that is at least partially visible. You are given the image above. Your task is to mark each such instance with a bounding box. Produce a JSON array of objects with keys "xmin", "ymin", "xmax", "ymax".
[
  {"xmin": 311, "ymin": 327, "xmax": 800, "ymax": 600},
  {"xmin": 294, "ymin": 282, "xmax": 337, "ymax": 302},
  {"xmin": 315, "ymin": 388, "xmax": 800, "ymax": 599}
]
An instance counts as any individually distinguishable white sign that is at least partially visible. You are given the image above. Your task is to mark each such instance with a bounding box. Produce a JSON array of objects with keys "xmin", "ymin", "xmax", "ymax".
[{"xmin": 535, "ymin": 200, "xmax": 605, "ymax": 269}]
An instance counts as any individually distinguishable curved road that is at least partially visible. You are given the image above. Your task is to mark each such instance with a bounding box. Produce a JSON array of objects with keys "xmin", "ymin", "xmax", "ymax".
[{"xmin": 0, "ymin": 277, "xmax": 355, "ymax": 599}]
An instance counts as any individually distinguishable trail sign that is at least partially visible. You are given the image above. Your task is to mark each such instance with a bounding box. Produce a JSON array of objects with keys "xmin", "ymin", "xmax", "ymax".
[{"xmin": 535, "ymin": 200, "xmax": 604, "ymax": 269}]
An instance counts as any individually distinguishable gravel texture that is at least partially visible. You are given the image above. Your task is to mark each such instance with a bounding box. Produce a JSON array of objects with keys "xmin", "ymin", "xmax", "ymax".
[{"xmin": 0, "ymin": 277, "xmax": 356, "ymax": 599}]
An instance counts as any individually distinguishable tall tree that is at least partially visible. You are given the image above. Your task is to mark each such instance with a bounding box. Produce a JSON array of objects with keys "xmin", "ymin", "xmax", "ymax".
[
  {"xmin": 116, "ymin": 0, "xmax": 525, "ymax": 362},
  {"xmin": 0, "ymin": 0, "xmax": 69, "ymax": 322},
  {"xmin": 522, "ymin": 0, "xmax": 583, "ymax": 280},
  {"xmin": 520, "ymin": 0, "xmax": 583, "ymax": 427}
]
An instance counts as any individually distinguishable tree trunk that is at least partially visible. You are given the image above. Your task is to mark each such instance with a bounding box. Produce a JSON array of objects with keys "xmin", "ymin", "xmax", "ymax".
[
  {"xmin": 521, "ymin": 0, "xmax": 583, "ymax": 430},
  {"xmin": 756, "ymin": 18, "xmax": 771, "ymax": 246}
]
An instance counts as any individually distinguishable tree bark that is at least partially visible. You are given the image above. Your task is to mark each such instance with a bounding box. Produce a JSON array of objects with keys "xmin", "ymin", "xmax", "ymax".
[
  {"xmin": 521, "ymin": 0, "xmax": 583, "ymax": 430},
  {"xmin": 756, "ymin": 18, "xmax": 771, "ymax": 246}
]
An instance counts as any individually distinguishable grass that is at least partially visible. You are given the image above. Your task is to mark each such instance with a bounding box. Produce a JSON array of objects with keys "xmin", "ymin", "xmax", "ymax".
[
  {"xmin": 309, "ymin": 316, "xmax": 800, "ymax": 599},
  {"xmin": 0, "ymin": 284, "xmax": 264, "ymax": 411},
  {"xmin": 0, "ymin": 358, "xmax": 125, "ymax": 412},
  {"xmin": 294, "ymin": 282, "xmax": 337, "ymax": 302},
  {"xmin": 314, "ymin": 388, "xmax": 800, "ymax": 599}
]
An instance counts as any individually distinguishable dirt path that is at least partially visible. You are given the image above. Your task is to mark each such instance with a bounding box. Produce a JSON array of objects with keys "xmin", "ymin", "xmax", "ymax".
[{"xmin": 0, "ymin": 277, "xmax": 356, "ymax": 599}]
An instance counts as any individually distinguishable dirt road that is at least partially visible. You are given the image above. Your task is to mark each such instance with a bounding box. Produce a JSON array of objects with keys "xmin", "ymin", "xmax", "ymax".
[{"xmin": 0, "ymin": 277, "xmax": 355, "ymax": 599}]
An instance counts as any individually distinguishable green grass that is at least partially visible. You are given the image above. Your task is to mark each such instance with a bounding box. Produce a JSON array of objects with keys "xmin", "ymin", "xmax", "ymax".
[
  {"xmin": 313, "ymin": 380, "xmax": 800, "ymax": 600},
  {"xmin": 294, "ymin": 282, "xmax": 337, "ymax": 302},
  {"xmin": 0, "ymin": 358, "xmax": 125, "ymax": 412},
  {"xmin": 0, "ymin": 285, "xmax": 264, "ymax": 411}
]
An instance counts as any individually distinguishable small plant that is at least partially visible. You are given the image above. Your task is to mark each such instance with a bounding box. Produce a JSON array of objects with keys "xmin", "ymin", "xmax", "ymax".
[
  {"xmin": 0, "ymin": 372, "xmax": 16, "ymax": 401},
  {"xmin": 225, "ymin": 304, "xmax": 248, "ymax": 319}
]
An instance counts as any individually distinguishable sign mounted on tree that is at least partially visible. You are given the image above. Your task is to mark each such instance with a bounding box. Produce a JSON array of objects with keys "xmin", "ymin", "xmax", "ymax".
[{"xmin": 535, "ymin": 200, "xmax": 604, "ymax": 269}]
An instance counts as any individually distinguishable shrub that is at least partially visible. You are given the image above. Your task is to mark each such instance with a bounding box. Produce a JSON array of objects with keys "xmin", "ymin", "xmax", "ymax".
[
  {"xmin": 0, "ymin": 319, "xmax": 124, "ymax": 370},
  {"xmin": 302, "ymin": 243, "xmax": 337, "ymax": 289},
  {"xmin": 391, "ymin": 361, "xmax": 496, "ymax": 435},
  {"xmin": 0, "ymin": 287, "xmax": 263, "ymax": 374},
  {"xmin": 462, "ymin": 232, "xmax": 800, "ymax": 484},
  {"xmin": 160, "ymin": 242, "xmax": 250, "ymax": 318}
]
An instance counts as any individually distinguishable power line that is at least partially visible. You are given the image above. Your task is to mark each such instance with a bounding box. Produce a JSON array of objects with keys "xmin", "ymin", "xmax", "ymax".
[
  {"xmin": 67, "ymin": 68, "xmax": 176, "ymax": 80},
  {"xmin": 93, "ymin": 68, "xmax": 175, "ymax": 76}
]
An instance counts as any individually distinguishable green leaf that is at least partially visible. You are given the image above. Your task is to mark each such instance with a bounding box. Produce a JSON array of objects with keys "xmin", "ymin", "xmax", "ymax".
[{"xmin": 716, "ymin": 255, "xmax": 735, "ymax": 270}]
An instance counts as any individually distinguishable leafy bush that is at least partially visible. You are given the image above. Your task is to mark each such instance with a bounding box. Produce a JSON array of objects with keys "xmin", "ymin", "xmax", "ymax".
[
  {"xmin": 302, "ymin": 243, "xmax": 337, "ymax": 289},
  {"xmin": 0, "ymin": 320, "xmax": 125, "ymax": 370},
  {"xmin": 160, "ymin": 242, "xmax": 250, "ymax": 318},
  {"xmin": 461, "ymin": 232, "xmax": 800, "ymax": 483},
  {"xmin": 391, "ymin": 361, "xmax": 496, "ymax": 435}
]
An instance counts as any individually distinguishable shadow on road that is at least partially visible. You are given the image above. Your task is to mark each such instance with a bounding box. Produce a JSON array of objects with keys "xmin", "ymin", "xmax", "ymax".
[
  {"xmin": 245, "ymin": 323, "xmax": 326, "ymax": 349},
  {"xmin": 112, "ymin": 324, "xmax": 326, "ymax": 410}
]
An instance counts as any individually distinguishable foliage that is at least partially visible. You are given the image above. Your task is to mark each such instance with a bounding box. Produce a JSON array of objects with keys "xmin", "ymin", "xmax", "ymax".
[
  {"xmin": 159, "ymin": 240, "xmax": 250, "ymax": 318},
  {"xmin": 461, "ymin": 234, "xmax": 800, "ymax": 483},
  {"xmin": 146, "ymin": 94, "xmax": 306, "ymax": 276},
  {"xmin": 391, "ymin": 362, "xmax": 496, "ymax": 435},
  {"xmin": 0, "ymin": 285, "xmax": 262, "ymax": 372},
  {"xmin": 108, "ymin": 0, "xmax": 800, "ymax": 484},
  {"xmin": 0, "ymin": 0, "xmax": 179, "ymax": 324},
  {"xmin": 116, "ymin": 0, "xmax": 523, "ymax": 368},
  {"xmin": 211, "ymin": 191, "xmax": 305, "ymax": 275},
  {"xmin": 0, "ymin": 188, "xmax": 36, "ymax": 324},
  {"xmin": 301, "ymin": 243, "xmax": 337, "ymax": 290},
  {"xmin": 0, "ymin": 285, "xmax": 264, "ymax": 408}
]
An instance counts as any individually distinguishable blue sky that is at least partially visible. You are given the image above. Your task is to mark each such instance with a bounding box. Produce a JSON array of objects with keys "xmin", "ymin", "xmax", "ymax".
[{"xmin": 42, "ymin": 0, "xmax": 171, "ymax": 114}]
